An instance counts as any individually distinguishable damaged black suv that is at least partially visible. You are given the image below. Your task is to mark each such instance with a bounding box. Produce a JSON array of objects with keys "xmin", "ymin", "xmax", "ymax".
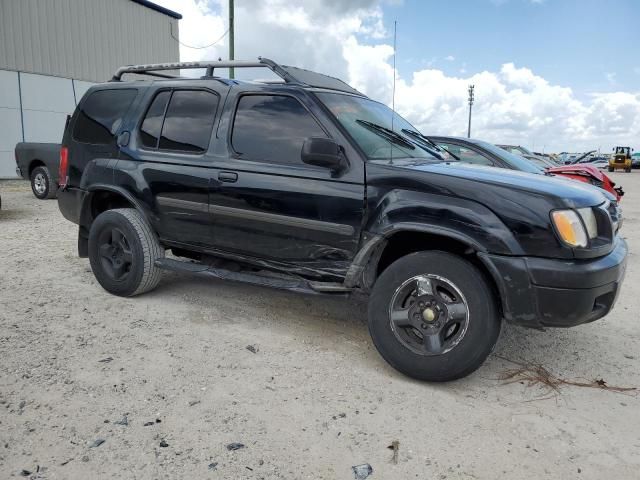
[{"xmin": 57, "ymin": 58, "xmax": 627, "ymax": 381}]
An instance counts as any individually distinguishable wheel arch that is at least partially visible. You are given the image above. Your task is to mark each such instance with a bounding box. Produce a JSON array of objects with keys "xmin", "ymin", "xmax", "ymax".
[
  {"xmin": 28, "ymin": 159, "xmax": 46, "ymax": 176},
  {"xmin": 350, "ymin": 227, "xmax": 505, "ymax": 318},
  {"xmin": 77, "ymin": 185, "xmax": 150, "ymax": 257}
]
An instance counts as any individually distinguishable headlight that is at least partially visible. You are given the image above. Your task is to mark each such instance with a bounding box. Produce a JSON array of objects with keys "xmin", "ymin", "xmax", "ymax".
[
  {"xmin": 551, "ymin": 209, "xmax": 589, "ymax": 247},
  {"xmin": 577, "ymin": 207, "xmax": 598, "ymax": 239}
]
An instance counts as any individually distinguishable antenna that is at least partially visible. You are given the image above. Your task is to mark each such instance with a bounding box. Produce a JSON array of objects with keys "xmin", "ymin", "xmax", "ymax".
[
  {"xmin": 390, "ymin": 20, "xmax": 397, "ymax": 164},
  {"xmin": 467, "ymin": 84, "xmax": 475, "ymax": 138}
]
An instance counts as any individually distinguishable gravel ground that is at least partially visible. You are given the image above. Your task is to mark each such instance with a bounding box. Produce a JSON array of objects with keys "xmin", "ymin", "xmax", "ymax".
[{"xmin": 0, "ymin": 175, "xmax": 639, "ymax": 479}]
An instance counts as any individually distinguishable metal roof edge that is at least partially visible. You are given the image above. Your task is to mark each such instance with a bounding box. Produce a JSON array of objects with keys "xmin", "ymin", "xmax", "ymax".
[{"xmin": 129, "ymin": 0, "xmax": 182, "ymax": 19}]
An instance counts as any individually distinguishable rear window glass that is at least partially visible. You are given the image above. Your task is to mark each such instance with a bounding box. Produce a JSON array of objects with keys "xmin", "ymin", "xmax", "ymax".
[
  {"xmin": 159, "ymin": 91, "xmax": 218, "ymax": 153},
  {"xmin": 139, "ymin": 90, "xmax": 219, "ymax": 153},
  {"xmin": 73, "ymin": 89, "xmax": 137, "ymax": 144}
]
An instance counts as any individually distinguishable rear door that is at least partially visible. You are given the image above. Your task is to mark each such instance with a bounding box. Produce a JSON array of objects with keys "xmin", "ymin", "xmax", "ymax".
[
  {"xmin": 207, "ymin": 89, "xmax": 365, "ymax": 279},
  {"xmin": 117, "ymin": 86, "xmax": 224, "ymax": 247}
]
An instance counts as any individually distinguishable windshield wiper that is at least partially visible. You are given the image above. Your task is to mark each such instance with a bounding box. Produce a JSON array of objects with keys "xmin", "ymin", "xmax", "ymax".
[
  {"xmin": 355, "ymin": 119, "xmax": 416, "ymax": 150},
  {"xmin": 401, "ymin": 129, "xmax": 459, "ymax": 161}
]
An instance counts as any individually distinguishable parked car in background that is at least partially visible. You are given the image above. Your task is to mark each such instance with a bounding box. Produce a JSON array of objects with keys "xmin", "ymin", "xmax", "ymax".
[
  {"xmin": 14, "ymin": 142, "xmax": 61, "ymax": 199},
  {"xmin": 496, "ymin": 144, "xmax": 557, "ymax": 168},
  {"xmin": 632, "ymin": 152, "xmax": 640, "ymax": 169},
  {"xmin": 429, "ymin": 136, "xmax": 623, "ymax": 201},
  {"xmin": 568, "ymin": 150, "xmax": 596, "ymax": 164},
  {"xmin": 56, "ymin": 58, "xmax": 627, "ymax": 382}
]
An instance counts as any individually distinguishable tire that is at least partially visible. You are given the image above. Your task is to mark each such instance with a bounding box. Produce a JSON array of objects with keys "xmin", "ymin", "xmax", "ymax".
[
  {"xmin": 30, "ymin": 166, "xmax": 58, "ymax": 200},
  {"xmin": 368, "ymin": 251, "xmax": 501, "ymax": 382},
  {"xmin": 88, "ymin": 208, "xmax": 164, "ymax": 297},
  {"xmin": 608, "ymin": 167, "xmax": 614, "ymax": 172},
  {"xmin": 625, "ymin": 167, "xmax": 631, "ymax": 173}
]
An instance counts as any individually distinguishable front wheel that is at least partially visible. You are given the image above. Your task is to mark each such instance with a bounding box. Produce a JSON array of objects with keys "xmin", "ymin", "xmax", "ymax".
[
  {"xmin": 88, "ymin": 208, "xmax": 164, "ymax": 297},
  {"xmin": 368, "ymin": 251, "xmax": 501, "ymax": 381},
  {"xmin": 608, "ymin": 166, "xmax": 614, "ymax": 172}
]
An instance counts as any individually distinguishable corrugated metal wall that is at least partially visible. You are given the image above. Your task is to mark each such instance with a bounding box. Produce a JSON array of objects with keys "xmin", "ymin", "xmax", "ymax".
[
  {"xmin": 0, "ymin": 0, "xmax": 179, "ymax": 83},
  {"xmin": 0, "ymin": 69, "xmax": 95, "ymax": 178}
]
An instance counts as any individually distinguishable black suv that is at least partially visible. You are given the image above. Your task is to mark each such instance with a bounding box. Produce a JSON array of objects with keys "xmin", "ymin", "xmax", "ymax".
[{"xmin": 57, "ymin": 58, "xmax": 627, "ymax": 381}]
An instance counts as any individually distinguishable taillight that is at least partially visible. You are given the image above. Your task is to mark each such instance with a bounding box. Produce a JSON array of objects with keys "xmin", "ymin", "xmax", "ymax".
[{"xmin": 59, "ymin": 146, "xmax": 69, "ymax": 188}]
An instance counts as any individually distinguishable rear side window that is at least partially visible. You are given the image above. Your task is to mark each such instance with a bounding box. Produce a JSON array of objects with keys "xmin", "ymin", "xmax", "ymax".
[
  {"xmin": 231, "ymin": 95, "xmax": 327, "ymax": 165},
  {"xmin": 73, "ymin": 89, "xmax": 137, "ymax": 144},
  {"xmin": 139, "ymin": 90, "xmax": 219, "ymax": 153}
]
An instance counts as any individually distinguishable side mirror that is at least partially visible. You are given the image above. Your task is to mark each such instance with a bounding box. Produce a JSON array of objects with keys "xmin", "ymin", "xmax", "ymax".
[{"xmin": 301, "ymin": 137, "xmax": 345, "ymax": 173}]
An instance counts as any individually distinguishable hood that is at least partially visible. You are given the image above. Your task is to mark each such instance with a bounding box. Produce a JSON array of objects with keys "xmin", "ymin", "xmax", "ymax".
[{"xmin": 377, "ymin": 161, "xmax": 607, "ymax": 208}]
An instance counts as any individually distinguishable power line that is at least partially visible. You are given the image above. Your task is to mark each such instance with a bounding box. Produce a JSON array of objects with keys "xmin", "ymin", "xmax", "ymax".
[{"xmin": 169, "ymin": 22, "xmax": 229, "ymax": 50}]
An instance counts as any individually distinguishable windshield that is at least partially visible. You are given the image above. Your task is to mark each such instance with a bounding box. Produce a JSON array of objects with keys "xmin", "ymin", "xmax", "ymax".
[
  {"xmin": 316, "ymin": 92, "xmax": 441, "ymax": 161},
  {"xmin": 474, "ymin": 140, "xmax": 544, "ymax": 174}
]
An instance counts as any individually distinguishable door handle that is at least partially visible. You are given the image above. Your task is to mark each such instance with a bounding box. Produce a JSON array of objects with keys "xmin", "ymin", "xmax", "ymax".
[{"xmin": 218, "ymin": 171, "xmax": 238, "ymax": 183}]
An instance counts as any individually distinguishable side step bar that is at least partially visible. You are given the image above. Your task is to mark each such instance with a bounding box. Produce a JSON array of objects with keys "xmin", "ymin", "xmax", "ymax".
[{"xmin": 155, "ymin": 258, "xmax": 353, "ymax": 294}]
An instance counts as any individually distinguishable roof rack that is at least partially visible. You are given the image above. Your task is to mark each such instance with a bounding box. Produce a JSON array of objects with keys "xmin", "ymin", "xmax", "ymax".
[{"xmin": 111, "ymin": 57, "xmax": 364, "ymax": 95}]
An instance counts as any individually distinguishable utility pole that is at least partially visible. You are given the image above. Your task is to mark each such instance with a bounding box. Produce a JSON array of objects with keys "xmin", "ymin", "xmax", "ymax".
[
  {"xmin": 229, "ymin": 0, "xmax": 235, "ymax": 79},
  {"xmin": 467, "ymin": 84, "xmax": 475, "ymax": 138}
]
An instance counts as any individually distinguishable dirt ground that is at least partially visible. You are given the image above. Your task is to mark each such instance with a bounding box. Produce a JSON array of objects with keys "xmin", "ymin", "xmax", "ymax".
[{"xmin": 0, "ymin": 174, "xmax": 639, "ymax": 480}]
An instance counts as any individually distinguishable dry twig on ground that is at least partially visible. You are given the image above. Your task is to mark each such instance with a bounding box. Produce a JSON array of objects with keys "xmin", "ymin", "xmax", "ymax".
[{"xmin": 496, "ymin": 356, "xmax": 637, "ymax": 396}]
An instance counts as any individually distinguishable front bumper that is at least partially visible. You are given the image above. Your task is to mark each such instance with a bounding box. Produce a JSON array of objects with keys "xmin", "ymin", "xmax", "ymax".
[{"xmin": 480, "ymin": 237, "xmax": 627, "ymax": 328}]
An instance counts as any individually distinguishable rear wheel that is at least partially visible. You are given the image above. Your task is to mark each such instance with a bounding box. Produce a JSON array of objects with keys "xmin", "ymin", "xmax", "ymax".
[
  {"xmin": 368, "ymin": 251, "xmax": 501, "ymax": 381},
  {"xmin": 30, "ymin": 166, "xmax": 57, "ymax": 199},
  {"xmin": 88, "ymin": 208, "xmax": 164, "ymax": 296}
]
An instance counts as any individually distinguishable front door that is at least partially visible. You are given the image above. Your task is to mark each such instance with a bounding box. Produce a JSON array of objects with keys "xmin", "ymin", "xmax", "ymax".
[{"xmin": 208, "ymin": 91, "xmax": 365, "ymax": 279}]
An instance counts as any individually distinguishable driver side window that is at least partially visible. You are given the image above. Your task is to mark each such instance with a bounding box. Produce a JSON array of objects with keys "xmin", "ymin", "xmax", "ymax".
[{"xmin": 231, "ymin": 95, "xmax": 327, "ymax": 166}]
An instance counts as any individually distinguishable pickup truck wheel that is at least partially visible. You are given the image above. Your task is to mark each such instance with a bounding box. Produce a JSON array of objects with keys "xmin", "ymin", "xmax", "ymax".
[
  {"xmin": 88, "ymin": 208, "xmax": 164, "ymax": 297},
  {"xmin": 30, "ymin": 166, "xmax": 58, "ymax": 199},
  {"xmin": 368, "ymin": 251, "xmax": 500, "ymax": 381}
]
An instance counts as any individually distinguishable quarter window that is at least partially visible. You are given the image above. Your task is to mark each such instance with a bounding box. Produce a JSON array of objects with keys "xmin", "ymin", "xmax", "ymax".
[
  {"xmin": 140, "ymin": 91, "xmax": 170, "ymax": 149},
  {"xmin": 73, "ymin": 89, "xmax": 137, "ymax": 144},
  {"xmin": 139, "ymin": 90, "xmax": 219, "ymax": 153},
  {"xmin": 231, "ymin": 95, "xmax": 327, "ymax": 165}
]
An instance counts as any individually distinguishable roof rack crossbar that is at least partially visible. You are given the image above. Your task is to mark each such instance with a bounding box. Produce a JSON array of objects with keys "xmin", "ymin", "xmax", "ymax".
[
  {"xmin": 110, "ymin": 57, "xmax": 365, "ymax": 96},
  {"xmin": 111, "ymin": 58, "xmax": 281, "ymax": 82}
]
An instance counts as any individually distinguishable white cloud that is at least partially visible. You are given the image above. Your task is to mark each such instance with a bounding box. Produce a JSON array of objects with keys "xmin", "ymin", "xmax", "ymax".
[
  {"xmin": 445, "ymin": 55, "xmax": 455, "ymax": 62},
  {"xmin": 154, "ymin": 0, "xmax": 640, "ymax": 152}
]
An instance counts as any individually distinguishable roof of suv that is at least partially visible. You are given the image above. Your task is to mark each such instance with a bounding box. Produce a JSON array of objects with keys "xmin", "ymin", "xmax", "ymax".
[{"xmin": 110, "ymin": 58, "xmax": 365, "ymax": 97}]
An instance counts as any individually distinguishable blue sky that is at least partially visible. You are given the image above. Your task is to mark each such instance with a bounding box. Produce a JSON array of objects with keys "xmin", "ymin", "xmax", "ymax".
[
  {"xmin": 384, "ymin": 0, "xmax": 638, "ymax": 98},
  {"xmin": 155, "ymin": 0, "xmax": 640, "ymax": 151}
]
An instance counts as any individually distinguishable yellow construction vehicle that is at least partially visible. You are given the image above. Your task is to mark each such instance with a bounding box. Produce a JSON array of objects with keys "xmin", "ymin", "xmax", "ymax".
[{"xmin": 609, "ymin": 146, "xmax": 633, "ymax": 172}]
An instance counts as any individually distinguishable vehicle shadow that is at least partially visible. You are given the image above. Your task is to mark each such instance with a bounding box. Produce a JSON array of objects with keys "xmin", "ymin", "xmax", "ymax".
[{"xmin": 148, "ymin": 271, "xmax": 636, "ymax": 390}]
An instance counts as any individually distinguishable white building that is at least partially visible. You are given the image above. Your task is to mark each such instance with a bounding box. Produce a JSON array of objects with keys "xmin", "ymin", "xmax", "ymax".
[{"xmin": 0, "ymin": 0, "xmax": 181, "ymax": 177}]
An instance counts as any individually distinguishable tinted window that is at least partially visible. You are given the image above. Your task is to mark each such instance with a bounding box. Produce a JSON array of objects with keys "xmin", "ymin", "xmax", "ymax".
[
  {"xmin": 159, "ymin": 90, "xmax": 218, "ymax": 153},
  {"xmin": 140, "ymin": 91, "xmax": 170, "ymax": 148},
  {"xmin": 435, "ymin": 142, "xmax": 495, "ymax": 167},
  {"xmin": 232, "ymin": 95, "xmax": 326, "ymax": 164},
  {"xmin": 73, "ymin": 89, "xmax": 137, "ymax": 144},
  {"xmin": 316, "ymin": 92, "xmax": 439, "ymax": 161}
]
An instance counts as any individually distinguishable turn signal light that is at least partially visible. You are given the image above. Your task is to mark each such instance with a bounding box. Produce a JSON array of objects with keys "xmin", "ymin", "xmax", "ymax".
[{"xmin": 551, "ymin": 210, "xmax": 588, "ymax": 247}]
